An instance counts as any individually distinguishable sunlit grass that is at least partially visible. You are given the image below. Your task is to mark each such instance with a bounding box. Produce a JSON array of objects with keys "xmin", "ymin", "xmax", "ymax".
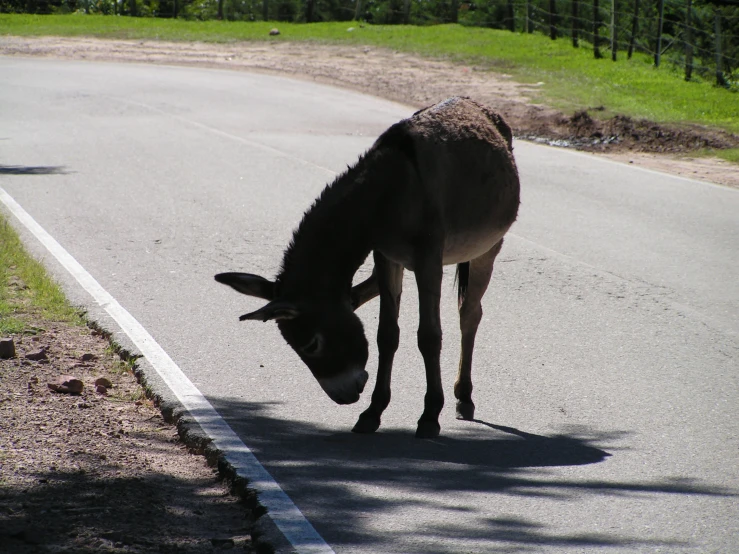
[
  {"xmin": 715, "ymin": 148, "xmax": 739, "ymax": 163},
  {"xmin": 0, "ymin": 215, "xmax": 83, "ymax": 334},
  {"xmin": 692, "ymin": 147, "xmax": 739, "ymax": 163},
  {"xmin": 1, "ymin": 15, "xmax": 737, "ymax": 133}
]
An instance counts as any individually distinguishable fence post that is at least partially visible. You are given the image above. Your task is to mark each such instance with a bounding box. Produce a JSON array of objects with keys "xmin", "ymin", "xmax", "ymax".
[
  {"xmin": 450, "ymin": 0, "xmax": 459, "ymax": 22},
  {"xmin": 594, "ymin": 0, "xmax": 603, "ymax": 58},
  {"xmin": 655, "ymin": 0, "xmax": 665, "ymax": 66},
  {"xmin": 684, "ymin": 0, "xmax": 693, "ymax": 80},
  {"xmin": 611, "ymin": 0, "xmax": 617, "ymax": 60},
  {"xmin": 507, "ymin": 0, "xmax": 515, "ymax": 31},
  {"xmin": 714, "ymin": 7, "xmax": 728, "ymax": 87},
  {"xmin": 572, "ymin": 0, "xmax": 579, "ymax": 47},
  {"xmin": 305, "ymin": 0, "xmax": 315, "ymax": 21},
  {"xmin": 628, "ymin": 0, "xmax": 639, "ymax": 58}
]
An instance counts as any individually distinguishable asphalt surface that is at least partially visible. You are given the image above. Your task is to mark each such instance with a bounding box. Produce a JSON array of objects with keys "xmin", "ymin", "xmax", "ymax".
[{"xmin": 1, "ymin": 57, "xmax": 738, "ymax": 553}]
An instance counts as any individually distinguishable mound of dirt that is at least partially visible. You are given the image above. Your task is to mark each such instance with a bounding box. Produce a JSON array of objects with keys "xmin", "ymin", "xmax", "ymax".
[{"xmin": 516, "ymin": 107, "xmax": 739, "ymax": 154}]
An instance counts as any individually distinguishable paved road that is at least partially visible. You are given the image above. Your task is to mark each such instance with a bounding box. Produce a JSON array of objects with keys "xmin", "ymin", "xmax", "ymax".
[{"xmin": 2, "ymin": 57, "xmax": 737, "ymax": 553}]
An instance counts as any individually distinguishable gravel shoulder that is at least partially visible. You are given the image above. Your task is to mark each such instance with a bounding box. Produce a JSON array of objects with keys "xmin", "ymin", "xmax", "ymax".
[
  {"xmin": 1, "ymin": 35, "xmax": 737, "ymax": 188},
  {"xmin": 0, "ymin": 317, "xmax": 260, "ymax": 553}
]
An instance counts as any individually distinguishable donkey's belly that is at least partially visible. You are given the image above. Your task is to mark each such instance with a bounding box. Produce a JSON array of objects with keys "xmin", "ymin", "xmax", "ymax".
[{"xmin": 442, "ymin": 226, "xmax": 509, "ymax": 265}]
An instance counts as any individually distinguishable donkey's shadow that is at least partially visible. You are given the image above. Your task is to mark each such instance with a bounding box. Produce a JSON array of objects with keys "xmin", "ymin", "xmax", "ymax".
[{"xmin": 321, "ymin": 419, "xmax": 611, "ymax": 469}]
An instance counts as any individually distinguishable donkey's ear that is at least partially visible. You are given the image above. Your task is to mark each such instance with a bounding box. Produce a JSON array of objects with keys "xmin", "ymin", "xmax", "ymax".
[
  {"xmin": 215, "ymin": 272, "xmax": 275, "ymax": 300},
  {"xmin": 239, "ymin": 300, "xmax": 300, "ymax": 322}
]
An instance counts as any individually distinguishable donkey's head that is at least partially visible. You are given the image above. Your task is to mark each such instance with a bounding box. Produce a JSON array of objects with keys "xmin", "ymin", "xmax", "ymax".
[{"xmin": 215, "ymin": 272, "xmax": 369, "ymax": 405}]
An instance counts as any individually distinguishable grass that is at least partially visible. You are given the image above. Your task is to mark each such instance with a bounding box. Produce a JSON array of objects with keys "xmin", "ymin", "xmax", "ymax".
[
  {"xmin": 0, "ymin": 214, "xmax": 83, "ymax": 335},
  {"xmin": 714, "ymin": 148, "xmax": 739, "ymax": 163},
  {"xmin": 692, "ymin": 147, "xmax": 739, "ymax": 163},
  {"xmin": 1, "ymin": 15, "xmax": 737, "ymax": 134}
]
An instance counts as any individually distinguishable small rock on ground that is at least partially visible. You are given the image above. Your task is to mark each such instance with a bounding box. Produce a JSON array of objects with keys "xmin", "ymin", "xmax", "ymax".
[{"xmin": 0, "ymin": 337, "xmax": 16, "ymax": 359}]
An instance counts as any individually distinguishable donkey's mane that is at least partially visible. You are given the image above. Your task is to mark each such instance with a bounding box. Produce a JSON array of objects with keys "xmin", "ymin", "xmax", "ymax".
[
  {"xmin": 277, "ymin": 149, "xmax": 375, "ymax": 286},
  {"xmin": 277, "ymin": 122, "xmax": 416, "ymax": 291}
]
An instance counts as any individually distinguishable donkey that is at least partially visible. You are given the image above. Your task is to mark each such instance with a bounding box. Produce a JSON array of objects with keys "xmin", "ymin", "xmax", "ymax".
[{"xmin": 216, "ymin": 97, "xmax": 520, "ymax": 438}]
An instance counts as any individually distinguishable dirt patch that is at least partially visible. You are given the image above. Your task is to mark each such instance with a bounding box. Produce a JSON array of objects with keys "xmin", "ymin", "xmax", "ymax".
[
  {"xmin": 0, "ymin": 320, "xmax": 259, "ymax": 553},
  {"xmin": 1, "ymin": 35, "xmax": 737, "ymax": 188},
  {"xmin": 518, "ymin": 109, "xmax": 737, "ymax": 153}
]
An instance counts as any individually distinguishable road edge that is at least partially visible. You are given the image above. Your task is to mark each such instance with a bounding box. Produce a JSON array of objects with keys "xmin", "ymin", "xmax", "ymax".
[{"xmin": 0, "ymin": 186, "xmax": 328, "ymax": 554}]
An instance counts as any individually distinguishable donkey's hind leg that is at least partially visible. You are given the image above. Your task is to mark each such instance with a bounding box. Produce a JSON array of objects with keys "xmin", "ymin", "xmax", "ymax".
[
  {"xmin": 352, "ymin": 252, "xmax": 404, "ymax": 434},
  {"xmin": 455, "ymin": 239, "xmax": 504, "ymax": 420}
]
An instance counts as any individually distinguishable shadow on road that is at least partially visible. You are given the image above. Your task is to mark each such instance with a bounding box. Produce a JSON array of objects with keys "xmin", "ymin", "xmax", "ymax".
[
  {"xmin": 0, "ymin": 165, "xmax": 68, "ymax": 175},
  {"xmin": 207, "ymin": 399, "xmax": 735, "ymax": 552}
]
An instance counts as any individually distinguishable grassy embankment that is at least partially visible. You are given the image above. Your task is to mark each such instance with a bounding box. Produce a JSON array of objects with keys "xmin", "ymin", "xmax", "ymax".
[{"xmin": 0, "ymin": 216, "xmax": 83, "ymax": 335}]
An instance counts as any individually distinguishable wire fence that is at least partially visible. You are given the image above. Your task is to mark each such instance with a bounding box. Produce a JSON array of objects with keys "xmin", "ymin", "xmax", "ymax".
[{"xmin": 368, "ymin": 0, "xmax": 738, "ymax": 87}]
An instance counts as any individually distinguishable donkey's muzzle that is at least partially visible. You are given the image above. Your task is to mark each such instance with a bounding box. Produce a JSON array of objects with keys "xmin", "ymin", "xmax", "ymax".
[{"xmin": 317, "ymin": 367, "xmax": 369, "ymax": 405}]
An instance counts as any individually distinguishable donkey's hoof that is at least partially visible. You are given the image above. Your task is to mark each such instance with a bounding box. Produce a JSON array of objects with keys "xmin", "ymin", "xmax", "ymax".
[
  {"xmin": 415, "ymin": 420, "xmax": 441, "ymax": 439},
  {"xmin": 455, "ymin": 400, "xmax": 475, "ymax": 421},
  {"xmin": 352, "ymin": 412, "xmax": 380, "ymax": 434}
]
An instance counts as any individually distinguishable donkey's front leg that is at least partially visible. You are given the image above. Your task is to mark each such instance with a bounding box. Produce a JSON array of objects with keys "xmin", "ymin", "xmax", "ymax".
[
  {"xmin": 353, "ymin": 253, "xmax": 404, "ymax": 434},
  {"xmin": 414, "ymin": 250, "xmax": 444, "ymax": 439}
]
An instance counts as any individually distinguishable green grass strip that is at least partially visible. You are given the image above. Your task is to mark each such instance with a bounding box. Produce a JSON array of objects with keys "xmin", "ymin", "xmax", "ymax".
[
  {"xmin": 714, "ymin": 148, "xmax": 739, "ymax": 163},
  {"xmin": 1, "ymin": 16, "xmax": 737, "ymax": 134},
  {"xmin": 0, "ymin": 213, "xmax": 83, "ymax": 334}
]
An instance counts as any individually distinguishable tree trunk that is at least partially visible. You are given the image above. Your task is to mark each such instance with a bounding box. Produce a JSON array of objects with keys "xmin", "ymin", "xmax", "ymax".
[
  {"xmin": 627, "ymin": 0, "xmax": 639, "ymax": 59},
  {"xmin": 655, "ymin": 0, "xmax": 665, "ymax": 66},
  {"xmin": 354, "ymin": 0, "xmax": 363, "ymax": 19},
  {"xmin": 684, "ymin": 0, "xmax": 693, "ymax": 80},
  {"xmin": 549, "ymin": 0, "xmax": 557, "ymax": 39},
  {"xmin": 507, "ymin": 0, "xmax": 515, "ymax": 31},
  {"xmin": 593, "ymin": 0, "xmax": 602, "ymax": 58},
  {"xmin": 129, "ymin": 0, "xmax": 136, "ymax": 16},
  {"xmin": 403, "ymin": 0, "xmax": 411, "ymax": 24},
  {"xmin": 525, "ymin": 0, "xmax": 531, "ymax": 32},
  {"xmin": 217, "ymin": 0, "xmax": 223, "ymax": 19},
  {"xmin": 611, "ymin": 0, "xmax": 617, "ymax": 61},
  {"xmin": 263, "ymin": 0, "xmax": 269, "ymax": 20},
  {"xmin": 572, "ymin": 0, "xmax": 579, "ymax": 47}
]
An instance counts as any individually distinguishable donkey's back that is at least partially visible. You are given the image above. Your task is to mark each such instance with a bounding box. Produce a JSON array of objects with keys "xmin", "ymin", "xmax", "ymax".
[{"xmin": 373, "ymin": 96, "xmax": 520, "ymax": 269}]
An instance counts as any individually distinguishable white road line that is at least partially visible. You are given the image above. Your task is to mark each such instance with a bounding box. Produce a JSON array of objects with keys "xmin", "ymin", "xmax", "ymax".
[{"xmin": 0, "ymin": 186, "xmax": 334, "ymax": 554}]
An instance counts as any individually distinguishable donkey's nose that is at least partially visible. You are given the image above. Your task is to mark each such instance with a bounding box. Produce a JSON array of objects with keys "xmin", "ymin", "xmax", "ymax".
[{"xmin": 318, "ymin": 367, "xmax": 369, "ymax": 405}]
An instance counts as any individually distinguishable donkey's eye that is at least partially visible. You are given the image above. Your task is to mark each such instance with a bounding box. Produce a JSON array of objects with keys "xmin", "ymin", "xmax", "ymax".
[{"xmin": 300, "ymin": 334, "xmax": 324, "ymax": 357}]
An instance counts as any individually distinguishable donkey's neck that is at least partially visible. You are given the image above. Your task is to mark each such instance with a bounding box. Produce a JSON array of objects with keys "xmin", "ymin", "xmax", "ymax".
[{"xmin": 277, "ymin": 160, "xmax": 379, "ymax": 300}]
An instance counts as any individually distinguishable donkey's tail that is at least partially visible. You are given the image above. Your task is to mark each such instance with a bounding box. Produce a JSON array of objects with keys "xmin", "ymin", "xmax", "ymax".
[{"xmin": 455, "ymin": 262, "xmax": 470, "ymax": 310}]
